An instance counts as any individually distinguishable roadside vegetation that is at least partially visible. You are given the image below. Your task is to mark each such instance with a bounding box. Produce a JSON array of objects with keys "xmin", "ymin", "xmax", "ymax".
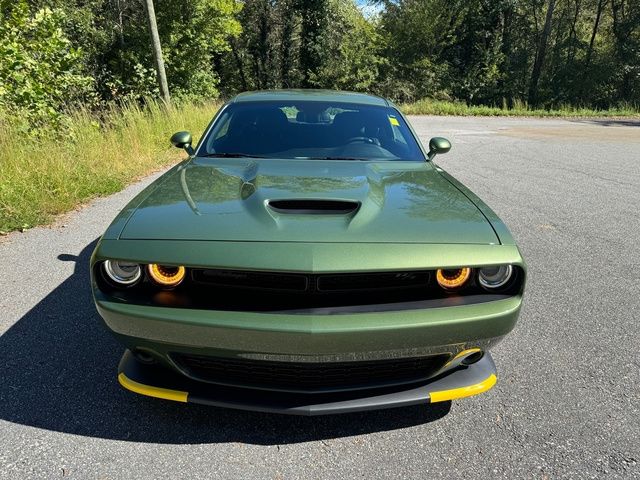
[
  {"xmin": 0, "ymin": 101, "xmax": 216, "ymax": 233},
  {"xmin": 0, "ymin": 0, "xmax": 638, "ymax": 232},
  {"xmin": 400, "ymin": 99, "xmax": 640, "ymax": 117}
]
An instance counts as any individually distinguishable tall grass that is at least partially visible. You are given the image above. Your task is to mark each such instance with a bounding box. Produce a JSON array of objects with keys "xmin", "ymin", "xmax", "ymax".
[
  {"xmin": 400, "ymin": 98, "xmax": 640, "ymax": 117},
  {"xmin": 0, "ymin": 100, "xmax": 218, "ymax": 233}
]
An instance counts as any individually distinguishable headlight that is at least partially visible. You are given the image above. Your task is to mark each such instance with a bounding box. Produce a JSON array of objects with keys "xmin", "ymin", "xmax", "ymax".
[
  {"xmin": 103, "ymin": 260, "xmax": 142, "ymax": 286},
  {"xmin": 478, "ymin": 265, "xmax": 513, "ymax": 290},
  {"xmin": 436, "ymin": 267, "xmax": 471, "ymax": 290},
  {"xmin": 147, "ymin": 264, "xmax": 186, "ymax": 288}
]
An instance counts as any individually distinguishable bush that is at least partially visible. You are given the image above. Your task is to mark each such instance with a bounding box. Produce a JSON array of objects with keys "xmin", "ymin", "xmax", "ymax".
[{"xmin": 0, "ymin": 1, "xmax": 94, "ymax": 131}]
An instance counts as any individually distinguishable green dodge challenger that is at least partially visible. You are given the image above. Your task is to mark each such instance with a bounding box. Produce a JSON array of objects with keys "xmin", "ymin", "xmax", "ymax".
[{"xmin": 91, "ymin": 90, "xmax": 526, "ymax": 415}]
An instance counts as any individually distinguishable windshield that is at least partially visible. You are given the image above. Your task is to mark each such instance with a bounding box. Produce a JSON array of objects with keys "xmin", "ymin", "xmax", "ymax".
[{"xmin": 199, "ymin": 101, "xmax": 425, "ymax": 161}]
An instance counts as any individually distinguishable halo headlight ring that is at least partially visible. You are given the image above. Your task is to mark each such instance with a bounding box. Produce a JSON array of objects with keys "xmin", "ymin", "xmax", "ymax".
[
  {"xmin": 103, "ymin": 260, "xmax": 142, "ymax": 286},
  {"xmin": 436, "ymin": 267, "xmax": 471, "ymax": 290},
  {"xmin": 147, "ymin": 264, "xmax": 186, "ymax": 288},
  {"xmin": 478, "ymin": 264, "xmax": 514, "ymax": 290}
]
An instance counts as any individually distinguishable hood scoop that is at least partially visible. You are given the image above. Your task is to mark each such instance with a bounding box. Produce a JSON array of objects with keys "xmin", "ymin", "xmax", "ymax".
[{"xmin": 267, "ymin": 199, "xmax": 360, "ymax": 215}]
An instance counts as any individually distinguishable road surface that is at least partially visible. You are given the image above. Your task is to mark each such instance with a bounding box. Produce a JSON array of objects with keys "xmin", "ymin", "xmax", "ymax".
[{"xmin": 1, "ymin": 116, "xmax": 639, "ymax": 479}]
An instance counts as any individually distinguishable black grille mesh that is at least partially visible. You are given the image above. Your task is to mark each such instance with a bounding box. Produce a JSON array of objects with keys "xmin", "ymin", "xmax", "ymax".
[
  {"xmin": 192, "ymin": 269, "xmax": 308, "ymax": 291},
  {"xmin": 192, "ymin": 269, "xmax": 430, "ymax": 293},
  {"xmin": 172, "ymin": 353, "xmax": 449, "ymax": 391}
]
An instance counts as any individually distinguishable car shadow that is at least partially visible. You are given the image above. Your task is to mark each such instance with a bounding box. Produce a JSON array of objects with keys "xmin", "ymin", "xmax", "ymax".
[
  {"xmin": 571, "ymin": 118, "xmax": 640, "ymax": 128},
  {"xmin": 0, "ymin": 239, "xmax": 451, "ymax": 445}
]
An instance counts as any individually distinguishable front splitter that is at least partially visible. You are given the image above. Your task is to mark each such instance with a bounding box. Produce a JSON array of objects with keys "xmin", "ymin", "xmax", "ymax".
[{"xmin": 117, "ymin": 350, "xmax": 497, "ymax": 415}]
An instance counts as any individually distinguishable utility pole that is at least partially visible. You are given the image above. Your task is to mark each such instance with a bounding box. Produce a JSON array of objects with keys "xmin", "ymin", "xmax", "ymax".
[{"xmin": 143, "ymin": 0, "xmax": 170, "ymax": 103}]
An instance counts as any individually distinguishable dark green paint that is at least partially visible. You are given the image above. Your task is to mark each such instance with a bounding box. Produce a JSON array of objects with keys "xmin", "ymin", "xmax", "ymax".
[
  {"xmin": 92, "ymin": 90, "xmax": 525, "ymax": 375},
  {"xmin": 116, "ymin": 158, "xmax": 499, "ymax": 244},
  {"xmin": 427, "ymin": 137, "xmax": 452, "ymax": 160},
  {"xmin": 170, "ymin": 130, "xmax": 194, "ymax": 155},
  {"xmin": 93, "ymin": 240, "xmax": 524, "ymax": 273},
  {"xmin": 95, "ymin": 293, "xmax": 521, "ymax": 360}
]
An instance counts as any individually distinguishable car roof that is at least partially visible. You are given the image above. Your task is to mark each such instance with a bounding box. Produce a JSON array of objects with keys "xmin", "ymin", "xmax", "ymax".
[{"xmin": 230, "ymin": 89, "xmax": 390, "ymax": 107}]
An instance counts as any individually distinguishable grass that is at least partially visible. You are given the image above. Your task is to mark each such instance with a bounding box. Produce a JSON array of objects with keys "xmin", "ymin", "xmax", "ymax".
[
  {"xmin": 0, "ymin": 100, "xmax": 218, "ymax": 233},
  {"xmin": 400, "ymin": 98, "xmax": 640, "ymax": 117}
]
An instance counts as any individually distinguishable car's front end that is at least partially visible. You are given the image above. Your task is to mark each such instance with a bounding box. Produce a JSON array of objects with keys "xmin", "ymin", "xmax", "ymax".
[
  {"xmin": 91, "ymin": 90, "xmax": 526, "ymax": 414},
  {"xmin": 92, "ymin": 236, "xmax": 524, "ymax": 414}
]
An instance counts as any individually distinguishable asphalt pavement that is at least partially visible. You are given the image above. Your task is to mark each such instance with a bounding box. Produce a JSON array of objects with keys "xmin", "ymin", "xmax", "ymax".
[{"xmin": 1, "ymin": 116, "xmax": 639, "ymax": 479}]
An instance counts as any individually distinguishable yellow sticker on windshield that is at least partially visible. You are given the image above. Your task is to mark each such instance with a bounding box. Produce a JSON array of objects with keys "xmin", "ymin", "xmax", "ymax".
[{"xmin": 389, "ymin": 116, "xmax": 400, "ymax": 126}]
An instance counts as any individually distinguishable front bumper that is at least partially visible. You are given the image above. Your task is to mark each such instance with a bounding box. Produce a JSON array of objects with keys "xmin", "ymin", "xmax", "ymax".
[
  {"xmin": 93, "ymin": 238, "xmax": 523, "ymax": 366},
  {"xmin": 118, "ymin": 349, "xmax": 498, "ymax": 415},
  {"xmin": 95, "ymin": 294, "xmax": 521, "ymax": 362}
]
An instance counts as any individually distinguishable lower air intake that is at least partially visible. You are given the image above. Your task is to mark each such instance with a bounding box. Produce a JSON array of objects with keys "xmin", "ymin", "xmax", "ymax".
[{"xmin": 171, "ymin": 353, "xmax": 450, "ymax": 392}]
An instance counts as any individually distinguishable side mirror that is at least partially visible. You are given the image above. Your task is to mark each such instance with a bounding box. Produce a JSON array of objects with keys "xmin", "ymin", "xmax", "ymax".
[
  {"xmin": 170, "ymin": 131, "xmax": 194, "ymax": 155},
  {"xmin": 427, "ymin": 137, "xmax": 451, "ymax": 161}
]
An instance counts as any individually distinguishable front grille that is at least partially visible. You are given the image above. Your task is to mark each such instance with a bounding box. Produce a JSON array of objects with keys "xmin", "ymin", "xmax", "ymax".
[
  {"xmin": 318, "ymin": 271, "xmax": 430, "ymax": 292},
  {"xmin": 171, "ymin": 353, "xmax": 449, "ymax": 392},
  {"xmin": 192, "ymin": 269, "xmax": 308, "ymax": 291},
  {"xmin": 186, "ymin": 269, "xmax": 434, "ymax": 311},
  {"xmin": 191, "ymin": 269, "xmax": 431, "ymax": 293}
]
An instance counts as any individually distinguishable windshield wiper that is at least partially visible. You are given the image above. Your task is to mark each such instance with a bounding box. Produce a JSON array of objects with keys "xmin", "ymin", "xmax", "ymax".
[
  {"xmin": 198, "ymin": 152, "xmax": 265, "ymax": 158},
  {"xmin": 307, "ymin": 156, "xmax": 369, "ymax": 161}
]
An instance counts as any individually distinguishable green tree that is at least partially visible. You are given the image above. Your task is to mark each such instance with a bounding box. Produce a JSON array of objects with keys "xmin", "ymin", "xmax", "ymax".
[
  {"xmin": 3, "ymin": 0, "xmax": 640, "ymax": 122},
  {"xmin": 375, "ymin": 0, "xmax": 461, "ymax": 102},
  {"xmin": 217, "ymin": 0, "xmax": 380, "ymax": 94},
  {"xmin": 158, "ymin": 0, "xmax": 242, "ymax": 100},
  {"xmin": 307, "ymin": 0, "xmax": 382, "ymax": 91},
  {"xmin": 0, "ymin": 1, "xmax": 94, "ymax": 129}
]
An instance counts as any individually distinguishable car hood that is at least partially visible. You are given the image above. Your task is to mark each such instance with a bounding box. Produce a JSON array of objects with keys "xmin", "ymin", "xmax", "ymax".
[{"xmin": 119, "ymin": 158, "xmax": 498, "ymax": 244}]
